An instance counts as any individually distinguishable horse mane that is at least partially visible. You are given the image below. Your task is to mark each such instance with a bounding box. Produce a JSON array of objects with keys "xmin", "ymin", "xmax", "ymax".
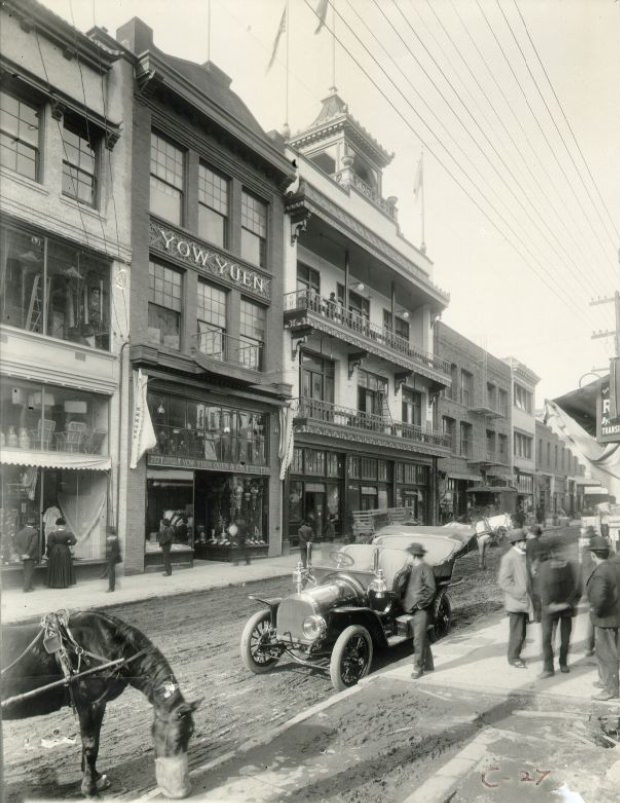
[{"xmin": 70, "ymin": 610, "xmax": 183, "ymax": 708}]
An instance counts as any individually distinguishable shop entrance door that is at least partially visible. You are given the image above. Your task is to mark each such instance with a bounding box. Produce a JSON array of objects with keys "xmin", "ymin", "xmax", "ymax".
[{"xmin": 304, "ymin": 483, "xmax": 325, "ymax": 542}]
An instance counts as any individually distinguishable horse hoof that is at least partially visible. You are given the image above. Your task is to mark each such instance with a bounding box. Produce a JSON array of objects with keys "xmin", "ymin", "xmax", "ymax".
[{"xmin": 81, "ymin": 775, "xmax": 110, "ymax": 797}]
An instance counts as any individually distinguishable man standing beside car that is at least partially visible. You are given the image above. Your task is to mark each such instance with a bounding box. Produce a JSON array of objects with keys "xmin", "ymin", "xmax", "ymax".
[
  {"xmin": 297, "ymin": 519, "xmax": 314, "ymax": 568},
  {"xmin": 498, "ymin": 530, "xmax": 534, "ymax": 668},
  {"xmin": 402, "ymin": 542, "xmax": 436, "ymax": 679}
]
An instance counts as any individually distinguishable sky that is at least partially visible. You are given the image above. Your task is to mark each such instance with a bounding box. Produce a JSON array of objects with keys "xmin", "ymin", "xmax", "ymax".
[{"xmin": 45, "ymin": 0, "xmax": 620, "ymax": 405}]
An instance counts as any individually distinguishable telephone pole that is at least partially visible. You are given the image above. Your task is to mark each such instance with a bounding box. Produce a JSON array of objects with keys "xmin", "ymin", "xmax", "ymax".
[{"xmin": 590, "ymin": 290, "xmax": 620, "ymax": 357}]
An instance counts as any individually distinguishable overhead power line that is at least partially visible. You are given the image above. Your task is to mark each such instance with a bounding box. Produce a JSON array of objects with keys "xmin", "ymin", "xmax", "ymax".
[{"xmin": 301, "ymin": 0, "xmax": 604, "ymax": 331}]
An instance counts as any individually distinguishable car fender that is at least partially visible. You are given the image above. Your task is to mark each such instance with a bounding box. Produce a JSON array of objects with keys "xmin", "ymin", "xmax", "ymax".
[
  {"xmin": 248, "ymin": 595, "xmax": 281, "ymax": 622},
  {"xmin": 329, "ymin": 607, "xmax": 388, "ymax": 648}
]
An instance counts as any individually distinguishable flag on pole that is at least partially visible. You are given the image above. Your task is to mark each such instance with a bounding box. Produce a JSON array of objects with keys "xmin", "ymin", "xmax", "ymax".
[
  {"xmin": 267, "ymin": 3, "xmax": 287, "ymax": 72},
  {"xmin": 129, "ymin": 369, "xmax": 157, "ymax": 470},
  {"xmin": 314, "ymin": 0, "xmax": 329, "ymax": 33},
  {"xmin": 413, "ymin": 154, "xmax": 423, "ymax": 199}
]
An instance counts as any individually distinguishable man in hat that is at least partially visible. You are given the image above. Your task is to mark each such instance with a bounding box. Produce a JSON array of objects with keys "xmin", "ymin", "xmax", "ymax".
[
  {"xmin": 157, "ymin": 517, "xmax": 174, "ymax": 576},
  {"xmin": 537, "ymin": 537, "xmax": 581, "ymax": 678},
  {"xmin": 587, "ymin": 535, "xmax": 620, "ymax": 700},
  {"xmin": 105, "ymin": 525, "xmax": 122, "ymax": 592},
  {"xmin": 498, "ymin": 529, "xmax": 534, "ymax": 668},
  {"xmin": 402, "ymin": 542, "xmax": 436, "ymax": 679},
  {"xmin": 14, "ymin": 518, "xmax": 39, "ymax": 592},
  {"xmin": 526, "ymin": 524, "xmax": 545, "ymax": 623}
]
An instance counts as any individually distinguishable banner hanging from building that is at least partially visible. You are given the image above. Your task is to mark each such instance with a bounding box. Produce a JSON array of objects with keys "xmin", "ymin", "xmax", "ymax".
[
  {"xmin": 278, "ymin": 401, "xmax": 296, "ymax": 480},
  {"xmin": 130, "ymin": 369, "xmax": 157, "ymax": 470}
]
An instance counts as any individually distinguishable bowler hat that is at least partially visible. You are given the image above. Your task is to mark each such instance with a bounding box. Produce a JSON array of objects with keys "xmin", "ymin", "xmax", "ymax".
[
  {"xmin": 409, "ymin": 542, "xmax": 427, "ymax": 557},
  {"xmin": 589, "ymin": 535, "xmax": 610, "ymax": 555},
  {"xmin": 508, "ymin": 530, "xmax": 527, "ymax": 544}
]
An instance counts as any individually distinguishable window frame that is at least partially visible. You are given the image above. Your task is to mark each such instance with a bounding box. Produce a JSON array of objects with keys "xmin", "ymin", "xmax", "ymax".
[
  {"xmin": 61, "ymin": 112, "xmax": 99, "ymax": 207},
  {"xmin": 0, "ymin": 85, "xmax": 41, "ymax": 182},
  {"xmin": 148, "ymin": 260, "xmax": 183, "ymax": 350},
  {"xmin": 241, "ymin": 190, "xmax": 268, "ymax": 267},
  {"xmin": 150, "ymin": 131, "xmax": 185, "ymax": 226},
  {"xmin": 198, "ymin": 162, "xmax": 229, "ymax": 249}
]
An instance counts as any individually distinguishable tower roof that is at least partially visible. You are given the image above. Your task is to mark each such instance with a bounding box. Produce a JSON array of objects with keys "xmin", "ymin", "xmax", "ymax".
[{"xmin": 289, "ymin": 89, "xmax": 393, "ymax": 169}]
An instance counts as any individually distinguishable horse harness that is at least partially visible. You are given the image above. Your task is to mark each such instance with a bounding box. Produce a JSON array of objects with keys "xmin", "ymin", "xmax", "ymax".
[{"xmin": 2, "ymin": 610, "xmax": 147, "ymax": 711}]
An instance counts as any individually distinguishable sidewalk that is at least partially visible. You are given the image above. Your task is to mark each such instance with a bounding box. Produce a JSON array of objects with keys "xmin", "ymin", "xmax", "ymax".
[
  {"xmin": 1, "ymin": 553, "xmax": 300, "ymax": 624},
  {"xmin": 140, "ymin": 605, "xmax": 619, "ymax": 803}
]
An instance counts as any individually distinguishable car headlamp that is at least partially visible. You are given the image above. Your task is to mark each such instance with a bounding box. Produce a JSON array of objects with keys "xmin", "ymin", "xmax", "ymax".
[{"xmin": 302, "ymin": 614, "xmax": 327, "ymax": 640}]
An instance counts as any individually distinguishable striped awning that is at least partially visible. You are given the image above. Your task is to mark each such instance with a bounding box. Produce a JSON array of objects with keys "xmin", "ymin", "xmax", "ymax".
[{"xmin": 0, "ymin": 448, "xmax": 111, "ymax": 471}]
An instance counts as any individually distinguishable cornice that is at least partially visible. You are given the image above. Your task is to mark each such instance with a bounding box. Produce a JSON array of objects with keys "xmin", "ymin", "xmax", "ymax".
[
  {"xmin": 3, "ymin": 0, "xmax": 118, "ymax": 74},
  {"xmin": 289, "ymin": 183, "xmax": 449, "ymax": 305},
  {"xmin": 135, "ymin": 51, "xmax": 291, "ymax": 181}
]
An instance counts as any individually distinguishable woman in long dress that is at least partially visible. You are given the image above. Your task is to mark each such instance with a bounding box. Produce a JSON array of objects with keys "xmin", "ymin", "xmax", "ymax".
[{"xmin": 46, "ymin": 517, "xmax": 77, "ymax": 588}]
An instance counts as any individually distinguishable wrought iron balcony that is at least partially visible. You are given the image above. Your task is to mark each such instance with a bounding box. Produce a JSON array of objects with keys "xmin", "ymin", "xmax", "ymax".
[
  {"xmin": 284, "ymin": 290, "xmax": 450, "ymax": 386},
  {"xmin": 192, "ymin": 327, "xmax": 263, "ymax": 372},
  {"xmin": 294, "ymin": 397, "xmax": 451, "ymax": 455}
]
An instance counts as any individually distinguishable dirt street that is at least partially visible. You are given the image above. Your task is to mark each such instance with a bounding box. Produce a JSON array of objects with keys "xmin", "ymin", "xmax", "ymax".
[{"xmin": 2, "ymin": 543, "xmax": 510, "ymax": 802}]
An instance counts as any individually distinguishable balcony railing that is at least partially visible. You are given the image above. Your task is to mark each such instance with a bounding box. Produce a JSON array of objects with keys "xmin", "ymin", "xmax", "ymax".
[
  {"xmin": 285, "ymin": 290, "xmax": 451, "ymax": 375},
  {"xmin": 193, "ymin": 327, "xmax": 263, "ymax": 371},
  {"xmin": 295, "ymin": 397, "xmax": 450, "ymax": 448}
]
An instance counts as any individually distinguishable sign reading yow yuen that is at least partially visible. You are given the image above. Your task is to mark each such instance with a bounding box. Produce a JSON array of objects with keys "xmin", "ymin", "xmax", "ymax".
[{"xmin": 150, "ymin": 222, "xmax": 271, "ymax": 301}]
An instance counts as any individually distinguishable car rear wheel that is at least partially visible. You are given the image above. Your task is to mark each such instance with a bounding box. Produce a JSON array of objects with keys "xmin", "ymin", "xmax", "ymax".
[
  {"xmin": 433, "ymin": 592, "xmax": 452, "ymax": 640},
  {"xmin": 330, "ymin": 625, "xmax": 373, "ymax": 691},
  {"xmin": 240, "ymin": 609, "xmax": 279, "ymax": 674}
]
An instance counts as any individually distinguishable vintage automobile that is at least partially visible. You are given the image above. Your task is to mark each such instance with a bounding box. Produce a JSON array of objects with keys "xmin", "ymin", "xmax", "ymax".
[{"xmin": 240, "ymin": 528, "xmax": 475, "ymax": 691}]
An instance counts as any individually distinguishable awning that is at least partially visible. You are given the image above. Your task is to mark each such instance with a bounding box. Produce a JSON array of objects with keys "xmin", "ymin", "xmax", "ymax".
[
  {"xmin": 584, "ymin": 485, "xmax": 609, "ymax": 496},
  {"xmin": 448, "ymin": 472, "xmax": 481, "ymax": 482},
  {"xmin": 467, "ymin": 485, "xmax": 518, "ymax": 494},
  {"xmin": 0, "ymin": 448, "xmax": 111, "ymax": 471}
]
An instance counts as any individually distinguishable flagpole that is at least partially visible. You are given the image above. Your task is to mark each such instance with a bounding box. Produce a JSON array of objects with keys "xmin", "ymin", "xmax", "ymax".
[
  {"xmin": 331, "ymin": 0, "xmax": 337, "ymax": 90},
  {"xmin": 207, "ymin": 0, "xmax": 211, "ymax": 62},
  {"xmin": 420, "ymin": 149, "xmax": 426, "ymax": 253},
  {"xmin": 285, "ymin": 0, "xmax": 290, "ymax": 130}
]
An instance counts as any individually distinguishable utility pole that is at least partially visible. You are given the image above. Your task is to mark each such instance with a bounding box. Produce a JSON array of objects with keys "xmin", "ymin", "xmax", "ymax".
[{"xmin": 590, "ymin": 290, "xmax": 620, "ymax": 357}]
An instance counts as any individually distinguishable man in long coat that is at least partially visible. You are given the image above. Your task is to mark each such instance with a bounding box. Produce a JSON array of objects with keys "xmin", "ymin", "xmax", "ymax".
[
  {"xmin": 402, "ymin": 542, "xmax": 436, "ymax": 679},
  {"xmin": 587, "ymin": 535, "xmax": 620, "ymax": 701},
  {"xmin": 498, "ymin": 530, "xmax": 534, "ymax": 668},
  {"xmin": 14, "ymin": 518, "xmax": 39, "ymax": 592}
]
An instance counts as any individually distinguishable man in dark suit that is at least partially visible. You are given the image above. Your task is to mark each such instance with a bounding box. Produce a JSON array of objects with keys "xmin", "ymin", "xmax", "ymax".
[
  {"xmin": 157, "ymin": 518, "xmax": 174, "ymax": 576},
  {"xmin": 402, "ymin": 542, "xmax": 436, "ymax": 679},
  {"xmin": 14, "ymin": 518, "xmax": 39, "ymax": 592},
  {"xmin": 587, "ymin": 536, "xmax": 620, "ymax": 701},
  {"xmin": 297, "ymin": 519, "xmax": 314, "ymax": 568}
]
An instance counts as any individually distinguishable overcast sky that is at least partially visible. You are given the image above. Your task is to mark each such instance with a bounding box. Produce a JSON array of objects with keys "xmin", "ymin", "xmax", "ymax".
[{"xmin": 46, "ymin": 0, "xmax": 620, "ymax": 405}]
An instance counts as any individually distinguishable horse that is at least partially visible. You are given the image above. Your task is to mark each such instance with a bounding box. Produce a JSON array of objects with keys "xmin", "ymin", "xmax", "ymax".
[{"xmin": 1, "ymin": 609, "xmax": 201, "ymax": 798}]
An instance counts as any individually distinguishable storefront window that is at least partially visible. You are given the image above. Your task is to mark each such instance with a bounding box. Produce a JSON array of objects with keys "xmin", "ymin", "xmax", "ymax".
[
  {"xmin": 0, "ymin": 465, "xmax": 108, "ymax": 563},
  {"xmin": 0, "ymin": 223, "xmax": 110, "ymax": 349},
  {"xmin": 1, "ymin": 378, "xmax": 109, "ymax": 455},
  {"xmin": 149, "ymin": 393, "xmax": 267, "ymax": 466}
]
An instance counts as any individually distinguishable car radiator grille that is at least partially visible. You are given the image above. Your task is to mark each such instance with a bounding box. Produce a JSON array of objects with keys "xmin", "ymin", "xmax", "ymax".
[{"xmin": 276, "ymin": 598, "xmax": 314, "ymax": 641}]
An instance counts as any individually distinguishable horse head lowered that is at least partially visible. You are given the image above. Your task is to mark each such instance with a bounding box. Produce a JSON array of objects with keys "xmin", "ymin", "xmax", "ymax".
[{"xmin": 1, "ymin": 610, "xmax": 202, "ymax": 798}]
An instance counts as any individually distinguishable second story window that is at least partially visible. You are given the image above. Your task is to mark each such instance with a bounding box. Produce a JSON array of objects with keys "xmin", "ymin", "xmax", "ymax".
[
  {"xmin": 402, "ymin": 388, "xmax": 422, "ymax": 427},
  {"xmin": 150, "ymin": 132, "xmax": 184, "ymax": 225},
  {"xmin": 0, "ymin": 88, "xmax": 40, "ymax": 181},
  {"xmin": 241, "ymin": 191, "xmax": 267, "ymax": 267},
  {"xmin": 459, "ymin": 421, "xmax": 472, "ymax": 457},
  {"xmin": 442, "ymin": 416, "xmax": 456, "ymax": 452},
  {"xmin": 460, "ymin": 370, "xmax": 473, "ymax": 407},
  {"xmin": 514, "ymin": 432, "xmax": 532, "ymax": 459},
  {"xmin": 198, "ymin": 164, "xmax": 228, "ymax": 248},
  {"xmin": 196, "ymin": 280, "xmax": 227, "ymax": 360},
  {"xmin": 297, "ymin": 264, "xmax": 320, "ymax": 294},
  {"xmin": 239, "ymin": 298, "xmax": 265, "ymax": 370},
  {"xmin": 383, "ymin": 310, "xmax": 409, "ymax": 340},
  {"xmin": 62, "ymin": 114, "xmax": 98, "ymax": 206},
  {"xmin": 514, "ymin": 383, "xmax": 532, "ymax": 413},
  {"xmin": 148, "ymin": 261, "xmax": 182, "ymax": 350},
  {"xmin": 498, "ymin": 388, "xmax": 508, "ymax": 416}
]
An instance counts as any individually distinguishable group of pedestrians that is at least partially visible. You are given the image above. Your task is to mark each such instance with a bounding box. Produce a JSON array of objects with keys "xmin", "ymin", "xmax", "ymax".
[{"xmin": 498, "ymin": 524, "xmax": 620, "ymax": 701}]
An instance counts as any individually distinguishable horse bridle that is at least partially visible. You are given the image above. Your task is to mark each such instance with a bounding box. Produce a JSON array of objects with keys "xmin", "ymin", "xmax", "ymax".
[{"xmin": 2, "ymin": 610, "xmax": 148, "ymax": 711}]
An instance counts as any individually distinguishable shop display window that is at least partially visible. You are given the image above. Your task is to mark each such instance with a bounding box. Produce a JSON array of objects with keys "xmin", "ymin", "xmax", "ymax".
[
  {"xmin": 0, "ymin": 378, "xmax": 109, "ymax": 455},
  {"xmin": 0, "ymin": 223, "xmax": 110, "ymax": 349},
  {"xmin": 148, "ymin": 393, "xmax": 267, "ymax": 466}
]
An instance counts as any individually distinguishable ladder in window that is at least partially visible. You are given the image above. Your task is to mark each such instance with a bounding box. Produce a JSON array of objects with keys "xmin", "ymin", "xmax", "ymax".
[{"xmin": 26, "ymin": 274, "xmax": 49, "ymax": 333}]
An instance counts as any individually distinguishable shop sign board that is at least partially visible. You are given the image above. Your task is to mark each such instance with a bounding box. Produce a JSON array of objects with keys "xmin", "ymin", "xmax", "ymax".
[
  {"xmin": 150, "ymin": 221, "xmax": 271, "ymax": 301},
  {"xmin": 597, "ymin": 377, "xmax": 620, "ymax": 444},
  {"xmin": 148, "ymin": 453, "xmax": 270, "ymax": 475}
]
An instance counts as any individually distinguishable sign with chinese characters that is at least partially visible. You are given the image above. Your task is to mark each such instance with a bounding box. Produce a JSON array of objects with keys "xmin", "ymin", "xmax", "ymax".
[{"xmin": 150, "ymin": 221, "xmax": 271, "ymax": 301}]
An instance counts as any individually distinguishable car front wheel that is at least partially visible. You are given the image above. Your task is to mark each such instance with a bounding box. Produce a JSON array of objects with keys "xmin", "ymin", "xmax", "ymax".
[
  {"xmin": 330, "ymin": 625, "xmax": 373, "ymax": 691},
  {"xmin": 240, "ymin": 609, "xmax": 279, "ymax": 674}
]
